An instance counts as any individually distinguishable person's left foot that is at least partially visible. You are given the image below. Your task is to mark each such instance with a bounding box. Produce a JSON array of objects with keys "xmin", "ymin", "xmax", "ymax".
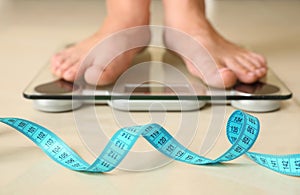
[{"xmin": 163, "ymin": 0, "xmax": 267, "ymax": 88}]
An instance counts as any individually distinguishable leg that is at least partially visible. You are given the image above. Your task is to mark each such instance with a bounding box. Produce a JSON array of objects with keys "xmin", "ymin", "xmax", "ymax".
[
  {"xmin": 163, "ymin": 0, "xmax": 267, "ymax": 88},
  {"xmin": 51, "ymin": 0, "xmax": 151, "ymax": 85}
]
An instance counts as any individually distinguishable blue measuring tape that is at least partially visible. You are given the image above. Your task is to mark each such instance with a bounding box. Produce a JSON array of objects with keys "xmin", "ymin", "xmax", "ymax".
[{"xmin": 0, "ymin": 110, "xmax": 299, "ymax": 176}]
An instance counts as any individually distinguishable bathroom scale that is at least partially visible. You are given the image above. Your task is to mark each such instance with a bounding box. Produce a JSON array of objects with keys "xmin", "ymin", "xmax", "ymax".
[{"xmin": 23, "ymin": 47, "xmax": 292, "ymax": 113}]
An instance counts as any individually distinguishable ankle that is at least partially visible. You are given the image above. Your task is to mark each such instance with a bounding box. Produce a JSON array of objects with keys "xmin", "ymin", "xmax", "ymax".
[
  {"xmin": 106, "ymin": 0, "xmax": 150, "ymax": 27},
  {"xmin": 163, "ymin": 0, "xmax": 209, "ymax": 30},
  {"xmin": 108, "ymin": 11, "xmax": 150, "ymax": 27}
]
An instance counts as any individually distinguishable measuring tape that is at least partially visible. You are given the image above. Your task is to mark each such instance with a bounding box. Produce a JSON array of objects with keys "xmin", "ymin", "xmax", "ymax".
[{"xmin": 0, "ymin": 110, "xmax": 299, "ymax": 176}]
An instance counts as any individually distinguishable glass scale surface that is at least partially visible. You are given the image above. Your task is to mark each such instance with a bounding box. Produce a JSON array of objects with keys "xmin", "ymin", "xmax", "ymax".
[{"xmin": 23, "ymin": 47, "xmax": 292, "ymax": 112}]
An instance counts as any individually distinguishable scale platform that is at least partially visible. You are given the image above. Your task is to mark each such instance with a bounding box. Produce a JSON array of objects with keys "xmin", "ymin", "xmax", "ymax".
[{"xmin": 23, "ymin": 48, "xmax": 292, "ymax": 113}]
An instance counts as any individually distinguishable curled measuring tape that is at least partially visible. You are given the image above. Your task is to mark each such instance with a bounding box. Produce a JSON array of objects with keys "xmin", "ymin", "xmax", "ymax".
[{"xmin": 0, "ymin": 110, "xmax": 299, "ymax": 176}]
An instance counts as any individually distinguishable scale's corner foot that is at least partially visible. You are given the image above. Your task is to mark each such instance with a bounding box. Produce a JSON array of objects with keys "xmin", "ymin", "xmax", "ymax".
[
  {"xmin": 33, "ymin": 100, "xmax": 82, "ymax": 113},
  {"xmin": 231, "ymin": 100, "xmax": 281, "ymax": 113}
]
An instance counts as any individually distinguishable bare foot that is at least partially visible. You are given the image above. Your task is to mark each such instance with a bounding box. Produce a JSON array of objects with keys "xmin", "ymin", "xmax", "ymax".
[
  {"xmin": 51, "ymin": 0, "xmax": 150, "ymax": 86},
  {"xmin": 163, "ymin": 0, "xmax": 267, "ymax": 88}
]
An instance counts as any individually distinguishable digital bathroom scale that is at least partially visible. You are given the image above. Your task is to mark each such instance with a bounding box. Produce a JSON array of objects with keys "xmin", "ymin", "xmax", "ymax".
[{"xmin": 23, "ymin": 47, "xmax": 292, "ymax": 113}]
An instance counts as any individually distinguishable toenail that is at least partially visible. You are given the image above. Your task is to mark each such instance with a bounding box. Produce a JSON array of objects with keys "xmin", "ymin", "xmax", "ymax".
[
  {"xmin": 247, "ymin": 72, "xmax": 255, "ymax": 77},
  {"xmin": 218, "ymin": 67, "xmax": 231, "ymax": 73},
  {"xmin": 64, "ymin": 70, "xmax": 73, "ymax": 77},
  {"xmin": 260, "ymin": 67, "xmax": 266, "ymax": 72},
  {"xmin": 56, "ymin": 70, "xmax": 63, "ymax": 76},
  {"xmin": 53, "ymin": 65, "xmax": 59, "ymax": 71},
  {"xmin": 255, "ymin": 69, "xmax": 262, "ymax": 75}
]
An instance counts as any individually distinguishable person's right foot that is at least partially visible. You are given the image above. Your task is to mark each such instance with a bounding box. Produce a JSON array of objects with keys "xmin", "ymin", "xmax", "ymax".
[{"xmin": 51, "ymin": 1, "xmax": 151, "ymax": 86}]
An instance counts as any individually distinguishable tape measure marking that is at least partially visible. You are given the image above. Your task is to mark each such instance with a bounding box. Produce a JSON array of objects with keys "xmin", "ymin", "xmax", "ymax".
[{"xmin": 0, "ymin": 110, "xmax": 299, "ymax": 176}]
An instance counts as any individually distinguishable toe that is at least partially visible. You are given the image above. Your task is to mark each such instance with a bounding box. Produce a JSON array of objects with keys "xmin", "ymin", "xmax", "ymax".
[
  {"xmin": 55, "ymin": 55, "xmax": 79, "ymax": 77},
  {"xmin": 243, "ymin": 53, "xmax": 263, "ymax": 69},
  {"xmin": 224, "ymin": 57, "xmax": 258, "ymax": 84},
  {"xmin": 236, "ymin": 54, "xmax": 267, "ymax": 78},
  {"xmin": 84, "ymin": 65, "xmax": 104, "ymax": 85},
  {"xmin": 62, "ymin": 65, "xmax": 77, "ymax": 81},
  {"xmin": 62, "ymin": 62, "xmax": 86, "ymax": 81},
  {"xmin": 250, "ymin": 52, "xmax": 267, "ymax": 67},
  {"xmin": 62, "ymin": 69, "xmax": 75, "ymax": 81},
  {"xmin": 247, "ymin": 52, "xmax": 268, "ymax": 78},
  {"xmin": 236, "ymin": 55, "xmax": 257, "ymax": 73},
  {"xmin": 217, "ymin": 67, "xmax": 237, "ymax": 88},
  {"xmin": 51, "ymin": 52, "xmax": 65, "ymax": 72}
]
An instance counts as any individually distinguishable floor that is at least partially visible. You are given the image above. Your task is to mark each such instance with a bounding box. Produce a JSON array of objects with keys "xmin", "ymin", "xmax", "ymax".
[{"xmin": 0, "ymin": 0, "xmax": 300, "ymax": 194}]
